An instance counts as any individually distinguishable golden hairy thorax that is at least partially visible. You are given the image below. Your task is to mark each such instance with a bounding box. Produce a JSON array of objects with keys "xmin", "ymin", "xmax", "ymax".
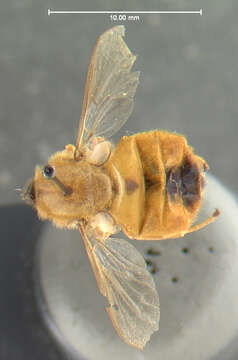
[
  {"xmin": 104, "ymin": 130, "xmax": 208, "ymax": 240},
  {"xmin": 33, "ymin": 145, "xmax": 112, "ymax": 228}
]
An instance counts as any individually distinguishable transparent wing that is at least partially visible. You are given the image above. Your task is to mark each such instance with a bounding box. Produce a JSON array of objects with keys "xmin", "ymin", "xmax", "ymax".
[
  {"xmin": 76, "ymin": 25, "xmax": 140, "ymax": 150},
  {"xmin": 79, "ymin": 225, "xmax": 160, "ymax": 349}
]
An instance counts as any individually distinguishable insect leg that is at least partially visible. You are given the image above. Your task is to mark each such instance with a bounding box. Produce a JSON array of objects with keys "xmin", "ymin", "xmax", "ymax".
[{"xmin": 187, "ymin": 208, "xmax": 220, "ymax": 235}]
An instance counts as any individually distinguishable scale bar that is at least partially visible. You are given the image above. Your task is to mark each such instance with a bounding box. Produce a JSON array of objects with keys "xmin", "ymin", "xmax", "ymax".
[{"xmin": 48, "ymin": 9, "xmax": 203, "ymax": 16}]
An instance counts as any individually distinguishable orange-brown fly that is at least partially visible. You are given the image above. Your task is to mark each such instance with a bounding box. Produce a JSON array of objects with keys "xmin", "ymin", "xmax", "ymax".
[{"xmin": 22, "ymin": 26, "xmax": 219, "ymax": 349}]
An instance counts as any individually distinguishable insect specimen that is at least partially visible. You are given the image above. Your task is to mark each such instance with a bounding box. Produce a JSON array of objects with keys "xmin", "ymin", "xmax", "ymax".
[{"xmin": 22, "ymin": 26, "xmax": 219, "ymax": 349}]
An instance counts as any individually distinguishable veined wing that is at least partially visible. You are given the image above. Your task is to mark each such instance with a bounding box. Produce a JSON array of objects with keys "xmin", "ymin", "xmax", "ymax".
[
  {"xmin": 75, "ymin": 26, "xmax": 140, "ymax": 151},
  {"xmin": 79, "ymin": 225, "xmax": 160, "ymax": 349}
]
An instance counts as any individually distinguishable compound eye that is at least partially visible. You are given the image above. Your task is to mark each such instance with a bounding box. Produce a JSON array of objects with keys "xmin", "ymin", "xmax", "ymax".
[{"xmin": 42, "ymin": 164, "xmax": 55, "ymax": 179}]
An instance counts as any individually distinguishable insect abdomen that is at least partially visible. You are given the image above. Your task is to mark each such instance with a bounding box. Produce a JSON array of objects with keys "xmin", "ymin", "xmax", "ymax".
[
  {"xmin": 136, "ymin": 130, "xmax": 206, "ymax": 239},
  {"xmin": 106, "ymin": 130, "xmax": 206, "ymax": 240}
]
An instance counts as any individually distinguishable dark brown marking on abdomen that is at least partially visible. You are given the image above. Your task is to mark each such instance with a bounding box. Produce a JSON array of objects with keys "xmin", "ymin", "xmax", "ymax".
[
  {"xmin": 166, "ymin": 156, "xmax": 201, "ymax": 209},
  {"xmin": 125, "ymin": 178, "xmax": 139, "ymax": 194}
]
